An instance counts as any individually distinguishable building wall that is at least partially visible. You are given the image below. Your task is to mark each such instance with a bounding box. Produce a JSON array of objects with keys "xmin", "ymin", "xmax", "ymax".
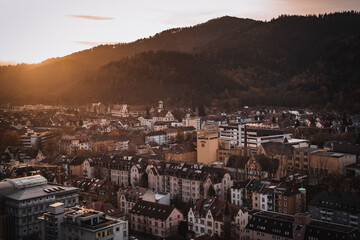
[{"xmin": 197, "ymin": 126, "xmax": 219, "ymax": 164}]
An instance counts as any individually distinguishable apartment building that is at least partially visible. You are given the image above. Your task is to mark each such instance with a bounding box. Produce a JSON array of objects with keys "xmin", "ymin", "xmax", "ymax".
[
  {"xmin": 188, "ymin": 198, "xmax": 248, "ymax": 239},
  {"xmin": 308, "ymin": 191, "xmax": 360, "ymax": 232},
  {"xmin": 145, "ymin": 131, "xmax": 167, "ymax": 146},
  {"xmin": 129, "ymin": 200, "xmax": 183, "ymax": 238},
  {"xmin": 183, "ymin": 117, "xmax": 201, "ymax": 130},
  {"xmin": 147, "ymin": 162, "xmax": 233, "ymax": 203},
  {"xmin": 231, "ymin": 179, "xmax": 306, "ymax": 215},
  {"xmin": 246, "ymin": 211, "xmax": 359, "ymax": 240},
  {"xmin": 117, "ymin": 187, "xmax": 147, "ymax": 215}
]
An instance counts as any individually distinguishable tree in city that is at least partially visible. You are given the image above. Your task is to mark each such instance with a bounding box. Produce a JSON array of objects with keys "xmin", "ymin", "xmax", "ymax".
[
  {"xmin": 198, "ymin": 105, "xmax": 206, "ymax": 117},
  {"xmin": 176, "ymin": 128, "xmax": 184, "ymax": 143},
  {"xmin": 0, "ymin": 131, "xmax": 21, "ymax": 151},
  {"xmin": 43, "ymin": 138, "xmax": 58, "ymax": 156},
  {"xmin": 177, "ymin": 221, "xmax": 188, "ymax": 239},
  {"xmin": 207, "ymin": 185, "xmax": 216, "ymax": 197}
]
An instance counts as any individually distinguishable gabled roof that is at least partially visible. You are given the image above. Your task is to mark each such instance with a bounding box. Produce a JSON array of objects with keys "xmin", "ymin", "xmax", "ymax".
[
  {"xmin": 192, "ymin": 198, "xmax": 246, "ymax": 222},
  {"xmin": 261, "ymin": 142, "xmax": 294, "ymax": 155},
  {"xmin": 119, "ymin": 186, "xmax": 147, "ymax": 202},
  {"xmin": 130, "ymin": 200, "xmax": 177, "ymax": 220},
  {"xmin": 246, "ymin": 211, "xmax": 293, "ymax": 238}
]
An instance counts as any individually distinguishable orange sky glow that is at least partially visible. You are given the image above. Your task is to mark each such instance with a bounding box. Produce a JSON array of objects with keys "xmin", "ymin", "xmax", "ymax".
[{"xmin": 0, "ymin": 0, "xmax": 359, "ymax": 64}]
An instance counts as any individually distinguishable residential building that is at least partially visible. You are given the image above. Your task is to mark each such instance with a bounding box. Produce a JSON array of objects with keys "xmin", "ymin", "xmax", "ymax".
[
  {"xmin": 164, "ymin": 143, "xmax": 197, "ymax": 163},
  {"xmin": 129, "ymin": 200, "xmax": 183, "ymax": 238},
  {"xmin": 232, "ymin": 179, "xmax": 306, "ymax": 215},
  {"xmin": 0, "ymin": 175, "xmax": 79, "ymax": 240},
  {"xmin": 308, "ymin": 191, "xmax": 360, "ymax": 232},
  {"xmin": 154, "ymin": 121, "xmax": 168, "ymax": 131},
  {"xmin": 188, "ymin": 198, "xmax": 248, "ymax": 239},
  {"xmin": 246, "ymin": 211, "xmax": 359, "ymax": 240},
  {"xmin": 183, "ymin": 117, "xmax": 201, "ymax": 130},
  {"xmin": 153, "ymin": 110, "xmax": 175, "ymax": 122},
  {"xmin": 128, "ymin": 105, "xmax": 147, "ymax": 117},
  {"xmin": 117, "ymin": 187, "xmax": 147, "ymax": 215},
  {"xmin": 145, "ymin": 131, "xmax": 167, "ymax": 146},
  {"xmin": 40, "ymin": 203, "xmax": 128, "ymax": 240},
  {"xmin": 108, "ymin": 104, "xmax": 129, "ymax": 117},
  {"xmin": 147, "ymin": 162, "xmax": 233, "ymax": 203}
]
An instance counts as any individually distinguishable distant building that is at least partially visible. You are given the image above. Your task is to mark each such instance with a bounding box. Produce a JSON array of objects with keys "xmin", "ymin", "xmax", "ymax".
[
  {"xmin": 152, "ymin": 110, "xmax": 175, "ymax": 122},
  {"xmin": 39, "ymin": 203, "xmax": 128, "ymax": 240},
  {"xmin": 20, "ymin": 128, "xmax": 57, "ymax": 150},
  {"xmin": 0, "ymin": 175, "xmax": 79, "ymax": 240},
  {"xmin": 145, "ymin": 131, "xmax": 167, "ymax": 146},
  {"xmin": 108, "ymin": 104, "xmax": 129, "ymax": 117},
  {"xmin": 183, "ymin": 117, "xmax": 201, "ymax": 130},
  {"xmin": 197, "ymin": 125, "xmax": 219, "ymax": 164},
  {"xmin": 239, "ymin": 125, "xmax": 291, "ymax": 153}
]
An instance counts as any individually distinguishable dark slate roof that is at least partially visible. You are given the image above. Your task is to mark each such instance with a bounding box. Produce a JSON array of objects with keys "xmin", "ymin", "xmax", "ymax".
[
  {"xmin": 192, "ymin": 198, "xmax": 246, "ymax": 222},
  {"xmin": 261, "ymin": 142, "xmax": 294, "ymax": 155},
  {"xmin": 305, "ymin": 220, "xmax": 359, "ymax": 240},
  {"xmin": 226, "ymin": 155, "xmax": 250, "ymax": 169},
  {"xmin": 69, "ymin": 156, "xmax": 85, "ymax": 166},
  {"xmin": 119, "ymin": 186, "xmax": 147, "ymax": 202},
  {"xmin": 246, "ymin": 128, "xmax": 285, "ymax": 137},
  {"xmin": 246, "ymin": 179, "xmax": 267, "ymax": 193},
  {"xmin": 324, "ymin": 141, "xmax": 360, "ymax": 155},
  {"xmin": 255, "ymin": 155, "xmax": 279, "ymax": 173},
  {"xmin": 308, "ymin": 191, "xmax": 360, "ymax": 214},
  {"xmin": 246, "ymin": 211, "xmax": 293, "ymax": 238},
  {"xmin": 129, "ymin": 200, "xmax": 176, "ymax": 221}
]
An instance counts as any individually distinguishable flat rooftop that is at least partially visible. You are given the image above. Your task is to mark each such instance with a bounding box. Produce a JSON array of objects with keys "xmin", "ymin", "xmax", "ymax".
[{"xmin": 313, "ymin": 151, "xmax": 345, "ymax": 158}]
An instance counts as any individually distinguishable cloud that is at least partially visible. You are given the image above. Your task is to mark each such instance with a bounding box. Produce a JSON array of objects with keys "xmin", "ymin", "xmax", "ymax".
[
  {"xmin": 67, "ymin": 15, "xmax": 115, "ymax": 20},
  {"xmin": 73, "ymin": 41, "xmax": 119, "ymax": 46}
]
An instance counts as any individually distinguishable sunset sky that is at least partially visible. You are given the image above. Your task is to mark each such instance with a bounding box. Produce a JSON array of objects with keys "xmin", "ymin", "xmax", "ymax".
[{"xmin": 1, "ymin": 0, "xmax": 359, "ymax": 64}]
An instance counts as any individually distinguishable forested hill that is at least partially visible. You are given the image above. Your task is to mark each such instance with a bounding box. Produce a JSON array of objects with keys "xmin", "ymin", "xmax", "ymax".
[{"xmin": 0, "ymin": 12, "xmax": 359, "ymax": 112}]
